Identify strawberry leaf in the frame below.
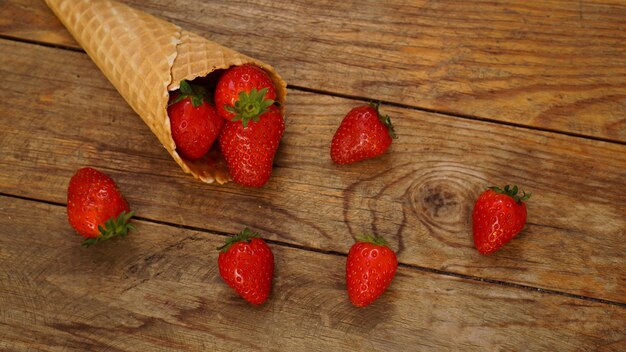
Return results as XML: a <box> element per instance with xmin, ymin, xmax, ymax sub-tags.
<box><xmin>381</xmin><ymin>114</ymin><xmax>397</xmax><ymax>139</ymax></box>
<box><xmin>355</xmin><ymin>234</ymin><xmax>390</xmax><ymax>247</ymax></box>
<box><xmin>370</xmin><ymin>102</ymin><xmax>397</xmax><ymax>139</ymax></box>
<box><xmin>489</xmin><ymin>185</ymin><xmax>531</xmax><ymax>203</ymax></box>
<box><xmin>519</xmin><ymin>190</ymin><xmax>532</xmax><ymax>202</ymax></box>
<box><xmin>169</xmin><ymin>80</ymin><xmax>210</xmax><ymax>108</ymax></box>
<box><xmin>217</xmin><ymin>227</ymin><xmax>260</xmax><ymax>252</ymax></box>
<box><xmin>227</xmin><ymin>88</ymin><xmax>275</xmax><ymax>128</ymax></box>
<box><xmin>179</xmin><ymin>80</ymin><xmax>194</xmax><ymax>96</ymax></box>
<box><xmin>82</xmin><ymin>238</ymin><xmax>98</xmax><ymax>247</ymax></box>
<box><xmin>82</xmin><ymin>210</ymin><xmax>135</xmax><ymax>247</ymax></box>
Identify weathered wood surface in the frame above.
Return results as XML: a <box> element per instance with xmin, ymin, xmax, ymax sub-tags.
<box><xmin>0</xmin><ymin>196</ymin><xmax>624</xmax><ymax>351</ymax></box>
<box><xmin>1</xmin><ymin>39</ymin><xmax>624</xmax><ymax>304</ymax></box>
<box><xmin>1</xmin><ymin>0</ymin><xmax>625</xmax><ymax>141</ymax></box>
<box><xmin>1</xmin><ymin>1</ymin><xmax>625</xmax><ymax>349</ymax></box>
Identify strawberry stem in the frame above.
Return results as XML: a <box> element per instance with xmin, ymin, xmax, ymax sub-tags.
<box><xmin>489</xmin><ymin>185</ymin><xmax>531</xmax><ymax>203</ymax></box>
<box><xmin>226</xmin><ymin>88</ymin><xmax>275</xmax><ymax>128</ymax></box>
<box><xmin>217</xmin><ymin>227</ymin><xmax>260</xmax><ymax>252</ymax></box>
<box><xmin>355</xmin><ymin>234</ymin><xmax>389</xmax><ymax>247</ymax></box>
<box><xmin>82</xmin><ymin>211</ymin><xmax>134</xmax><ymax>247</ymax></box>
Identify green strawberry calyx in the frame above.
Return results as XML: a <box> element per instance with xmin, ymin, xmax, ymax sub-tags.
<box><xmin>489</xmin><ymin>185</ymin><xmax>531</xmax><ymax>203</ymax></box>
<box><xmin>355</xmin><ymin>234</ymin><xmax>390</xmax><ymax>247</ymax></box>
<box><xmin>169</xmin><ymin>80</ymin><xmax>210</xmax><ymax>107</ymax></box>
<box><xmin>82</xmin><ymin>211</ymin><xmax>135</xmax><ymax>247</ymax></box>
<box><xmin>217</xmin><ymin>227</ymin><xmax>260</xmax><ymax>252</ymax></box>
<box><xmin>370</xmin><ymin>102</ymin><xmax>397</xmax><ymax>139</ymax></box>
<box><xmin>227</xmin><ymin>88</ymin><xmax>275</xmax><ymax>128</ymax></box>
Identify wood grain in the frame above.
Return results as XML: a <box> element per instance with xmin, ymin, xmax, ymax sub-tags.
<box><xmin>1</xmin><ymin>196</ymin><xmax>624</xmax><ymax>351</ymax></box>
<box><xmin>1</xmin><ymin>0</ymin><xmax>625</xmax><ymax>141</ymax></box>
<box><xmin>1</xmin><ymin>39</ymin><xmax>625</xmax><ymax>303</ymax></box>
<box><xmin>0</xmin><ymin>0</ymin><xmax>75</xmax><ymax>47</ymax></box>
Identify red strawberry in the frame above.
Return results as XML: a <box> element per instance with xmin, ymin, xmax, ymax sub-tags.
<box><xmin>67</xmin><ymin>167</ymin><xmax>134</xmax><ymax>247</ymax></box>
<box><xmin>214</xmin><ymin>64</ymin><xmax>277</xmax><ymax>122</ymax></box>
<box><xmin>331</xmin><ymin>104</ymin><xmax>397</xmax><ymax>164</ymax></box>
<box><xmin>346</xmin><ymin>234</ymin><xmax>398</xmax><ymax>307</ymax></box>
<box><xmin>472</xmin><ymin>185</ymin><xmax>531</xmax><ymax>255</ymax></box>
<box><xmin>168</xmin><ymin>80</ymin><xmax>225</xmax><ymax>160</ymax></box>
<box><xmin>217</xmin><ymin>228</ymin><xmax>274</xmax><ymax>305</ymax></box>
<box><xmin>218</xmin><ymin>105</ymin><xmax>284</xmax><ymax>187</ymax></box>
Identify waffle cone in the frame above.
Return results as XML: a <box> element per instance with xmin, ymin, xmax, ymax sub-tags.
<box><xmin>45</xmin><ymin>0</ymin><xmax>287</xmax><ymax>184</ymax></box>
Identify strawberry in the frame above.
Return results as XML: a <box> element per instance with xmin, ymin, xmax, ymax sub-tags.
<box><xmin>214</xmin><ymin>64</ymin><xmax>277</xmax><ymax>122</ymax></box>
<box><xmin>66</xmin><ymin>167</ymin><xmax>134</xmax><ymax>247</ymax></box>
<box><xmin>168</xmin><ymin>80</ymin><xmax>225</xmax><ymax>160</ymax></box>
<box><xmin>472</xmin><ymin>185</ymin><xmax>531</xmax><ymax>255</ymax></box>
<box><xmin>218</xmin><ymin>105</ymin><xmax>284</xmax><ymax>187</ymax></box>
<box><xmin>346</xmin><ymin>234</ymin><xmax>398</xmax><ymax>307</ymax></box>
<box><xmin>331</xmin><ymin>104</ymin><xmax>397</xmax><ymax>165</ymax></box>
<box><xmin>217</xmin><ymin>228</ymin><xmax>274</xmax><ymax>305</ymax></box>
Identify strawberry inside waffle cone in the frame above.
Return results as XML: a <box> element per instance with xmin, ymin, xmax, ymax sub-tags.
<box><xmin>46</xmin><ymin>0</ymin><xmax>286</xmax><ymax>184</ymax></box>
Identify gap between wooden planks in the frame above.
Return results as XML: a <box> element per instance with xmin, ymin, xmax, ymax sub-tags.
<box><xmin>0</xmin><ymin>0</ymin><xmax>625</xmax><ymax>141</ymax></box>
<box><xmin>0</xmin><ymin>39</ymin><xmax>625</xmax><ymax>304</ymax></box>
<box><xmin>6</xmin><ymin>190</ymin><xmax>624</xmax><ymax>310</ymax></box>
<box><xmin>0</xmin><ymin>196</ymin><xmax>624</xmax><ymax>351</ymax></box>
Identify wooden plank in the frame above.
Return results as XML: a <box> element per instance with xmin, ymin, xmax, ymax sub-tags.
<box><xmin>0</xmin><ymin>196</ymin><xmax>624</xmax><ymax>351</ymax></box>
<box><xmin>1</xmin><ymin>0</ymin><xmax>625</xmax><ymax>141</ymax></box>
<box><xmin>0</xmin><ymin>39</ymin><xmax>625</xmax><ymax>303</ymax></box>
<box><xmin>0</xmin><ymin>0</ymin><xmax>76</xmax><ymax>47</ymax></box>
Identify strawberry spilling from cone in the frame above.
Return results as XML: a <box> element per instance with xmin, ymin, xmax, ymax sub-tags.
<box><xmin>169</xmin><ymin>65</ymin><xmax>285</xmax><ymax>187</ymax></box>
<box><xmin>45</xmin><ymin>0</ymin><xmax>287</xmax><ymax>186</ymax></box>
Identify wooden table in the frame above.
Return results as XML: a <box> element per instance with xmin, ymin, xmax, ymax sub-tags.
<box><xmin>1</xmin><ymin>0</ymin><xmax>625</xmax><ymax>350</ymax></box>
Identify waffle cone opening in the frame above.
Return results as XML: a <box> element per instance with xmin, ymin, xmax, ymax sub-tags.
<box><xmin>45</xmin><ymin>0</ymin><xmax>287</xmax><ymax>184</ymax></box>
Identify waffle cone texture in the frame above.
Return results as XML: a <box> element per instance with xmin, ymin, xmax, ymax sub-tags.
<box><xmin>45</xmin><ymin>0</ymin><xmax>287</xmax><ymax>184</ymax></box>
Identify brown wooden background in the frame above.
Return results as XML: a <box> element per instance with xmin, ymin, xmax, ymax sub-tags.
<box><xmin>0</xmin><ymin>0</ymin><xmax>624</xmax><ymax>351</ymax></box>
